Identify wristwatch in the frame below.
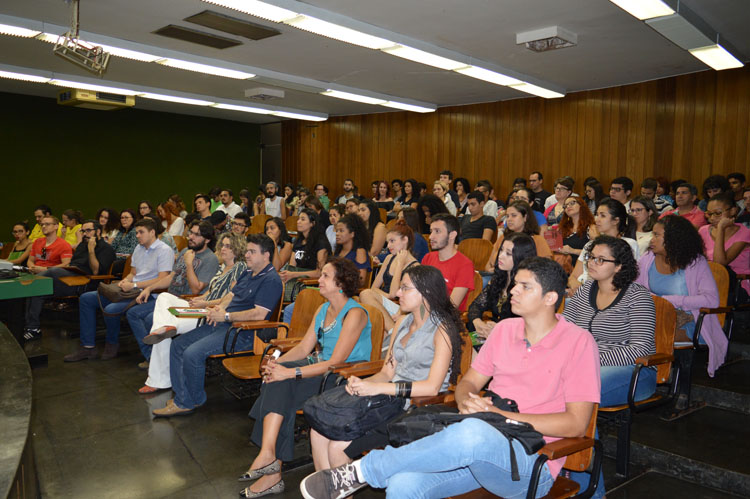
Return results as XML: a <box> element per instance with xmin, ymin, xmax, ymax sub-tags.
<box><xmin>133</xmin><ymin>282</ymin><xmax>138</xmax><ymax>290</ymax></box>
<box><xmin>295</xmin><ymin>367</ymin><xmax>302</xmax><ymax>380</ymax></box>
<box><xmin>224</xmin><ymin>312</ymin><xmax>231</xmax><ymax>322</ymax></box>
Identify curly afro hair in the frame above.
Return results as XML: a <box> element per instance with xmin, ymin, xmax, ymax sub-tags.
<box><xmin>326</xmin><ymin>257</ymin><xmax>362</xmax><ymax>298</ymax></box>
<box><xmin>657</xmin><ymin>215</ymin><xmax>705</xmax><ymax>270</ymax></box>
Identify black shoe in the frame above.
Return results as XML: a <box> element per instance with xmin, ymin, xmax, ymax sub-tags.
<box><xmin>23</xmin><ymin>328</ymin><xmax>42</xmax><ymax>341</ymax></box>
<box><xmin>300</xmin><ymin>463</ymin><xmax>367</xmax><ymax>499</ymax></box>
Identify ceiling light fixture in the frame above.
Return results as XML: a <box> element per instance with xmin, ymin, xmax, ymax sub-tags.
<box><xmin>0</xmin><ymin>23</ymin><xmax>41</xmax><ymax>37</ymax></box>
<box><xmin>455</xmin><ymin>66</ymin><xmax>521</xmax><ymax>86</ymax></box>
<box><xmin>508</xmin><ymin>82</ymin><xmax>564</xmax><ymax>99</ymax></box>
<box><xmin>156</xmin><ymin>58</ymin><xmax>255</xmax><ymax>79</ymax></box>
<box><xmin>689</xmin><ymin>44</ymin><xmax>744</xmax><ymax>71</ymax></box>
<box><xmin>211</xmin><ymin>103</ymin><xmax>272</xmax><ymax>113</ymax></box>
<box><xmin>284</xmin><ymin>15</ymin><xmax>395</xmax><ymax>49</ymax></box>
<box><xmin>608</xmin><ymin>0</ymin><xmax>674</xmax><ymax>20</ymax></box>
<box><xmin>0</xmin><ymin>69</ymin><xmax>51</xmax><ymax>83</ymax></box>
<box><xmin>321</xmin><ymin>89</ymin><xmax>386</xmax><ymax>105</ymax></box>
<box><xmin>381</xmin><ymin>45</ymin><xmax>467</xmax><ymax>71</ymax></box>
<box><xmin>49</xmin><ymin>79</ymin><xmax>140</xmax><ymax>95</ymax></box>
<box><xmin>382</xmin><ymin>101</ymin><xmax>435</xmax><ymax>113</ymax></box>
<box><xmin>95</xmin><ymin>43</ymin><xmax>162</xmax><ymax>62</ymax></box>
<box><xmin>139</xmin><ymin>92</ymin><xmax>214</xmax><ymax>105</ymax></box>
<box><xmin>272</xmin><ymin>110</ymin><xmax>327</xmax><ymax>121</ymax></box>
<box><xmin>203</xmin><ymin>0</ymin><xmax>297</xmax><ymax>23</ymax></box>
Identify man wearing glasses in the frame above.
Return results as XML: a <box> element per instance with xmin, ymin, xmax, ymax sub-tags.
<box><xmin>609</xmin><ymin>177</ymin><xmax>633</xmax><ymax>212</ymax></box>
<box><xmin>24</xmin><ymin>219</ymin><xmax>114</xmax><ymax>342</ymax></box>
<box><xmin>125</xmin><ymin>221</ymin><xmax>220</xmax><ymax>367</ymax></box>
<box><xmin>229</xmin><ymin>212</ymin><xmax>251</xmax><ymax>236</ymax></box>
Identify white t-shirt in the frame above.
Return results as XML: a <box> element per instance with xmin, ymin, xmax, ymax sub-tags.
<box><xmin>483</xmin><ymin>200</ymin><xmax>498</xmax><ymax>218</ymax></box>
<box><xmin>217</xmin><ymin>201</ymin><xmax>243</xmax><ymax>219</ymax></box>
<box><xmin>265</xmin><ymin>196</ymin><xmax>283</xmax><ymax>217</ymax></box>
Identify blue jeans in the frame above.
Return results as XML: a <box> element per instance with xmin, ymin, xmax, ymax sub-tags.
<box><xmin>125</xmin><ymin>298</ymin><xmax>157</xmax><ymax>360</ymax></box>
<box><xmin>600</xmin><ymin>365</ymin><xmax>657</xmax><ymax>407</ymax></box>
<box><xmin>361</xmin><ymin>418</ymin><xmax>554</xmax><ymax>499</ymax></box>
<box><xmin>282</xmin><ymin>302</ymin><xmax>295</xmax><ymax>324</ymax></box>
<box><xmin>79</xmin><ymin>290</ymin><xmax>133</xmax><ymax>347</ymax></box>
<box><xmin>169</xmin><ymin>322</ymin><xmax>255</xmax><ymax>409</ymax></box>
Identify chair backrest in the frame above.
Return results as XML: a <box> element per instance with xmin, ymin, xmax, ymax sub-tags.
<box><xmin>288</xmin><ymin>288</ymin><xmax>327</xmax><ymax>338</ymax></box>
<box><xmin>285</xmin><ymin>215</ymin><xmax>299</xmax><ymax>233</ymax></box>
<box><xmin>562</xmin><ymin>404</ymin><xmax>599</xmax><ymax>472</ymax></box>
<box><xmin>121</xmin><ymin>255</ymin><xmax>133</xmax><ymax>278</ymax></box>
<box><xmin>652</xmin><ymin>295</ymin><xmax>676</xmax><ymax>384</ymax></box>
<box><xmin>378</xmin><ymin>208</ymin><xmax>387</xmax><ymax>223</ymax></box>
<box><xmin>361</xmin><ymin>303</ymin><xmax>385</xmax><ymax>362</ymax></box>
<box><xmin>248</xmin><ymin>214</ymin><xmax>271</xmax><ymax>234</ymax></box>
<box><xmin>458</xmin><ymin>238</ymin><xmax>494</xmax><ymax>272</ymax></box>
<box><xmin>707</xmin><ymin>261</ymin><xmax>730</xmax><ymax>326</ymax></box>
<box><xmin>0</xmin><ymin>242</ymin><xmax>12</xmax><ymax>260</ymax></box>
<box><xmin>173</xmin><ymin>235</ymin><xmax>187</xmax><ymax>252</ymax></box>
<box><xmin>456</xmin><ymin>332</ymin><xmax>474</xmax><ymax>386</ymax></box>
<box><xmin>385</xmin><ymin>218</ymin><xmax>397</xmax><ymax>230</ymax></box>
<box><xmin>464</xmin><ymin>272</ymin><xmax>484</xmax><ymax>311</ymax></box>
<box><xmin>268</xmin><ymin>282</ymin><xmax>285</xmax><ymax>322</ymax></box>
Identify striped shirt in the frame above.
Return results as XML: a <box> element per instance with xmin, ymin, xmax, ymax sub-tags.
<box><xmin>563</xmin><ymin>280</ymin><xmax>655</xmax><ymax>367</ymax></box>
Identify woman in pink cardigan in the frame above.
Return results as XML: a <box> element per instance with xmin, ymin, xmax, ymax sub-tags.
<box><xmin>635</xmin><ymin>215</ymin><xmax>727</xmax><ymax>380</ymax></box>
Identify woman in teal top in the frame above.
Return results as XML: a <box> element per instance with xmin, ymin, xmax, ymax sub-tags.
<box><xmin>243</xmin><ymin>258</ymin><xmax>372</xmax><ymax>498</ymax></box>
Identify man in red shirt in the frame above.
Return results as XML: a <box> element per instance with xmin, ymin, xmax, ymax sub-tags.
<box><xmin>27</xmin><ymin>216</ymin><xmax>73</xmax><ymax>272</ymax></box>
<box><xmin>421</xmin><ymin>214</ymin><xmax>475</xmax><ymax>311</ymax></box>
<box><xmin>660</xmin><ymin>183</ymin><xmax>707</xmax><ymax>229</ymax></box>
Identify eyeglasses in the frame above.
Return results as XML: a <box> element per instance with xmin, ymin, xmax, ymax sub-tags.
<box><xmin>316</xmin><ymin>319</ymin><xmax>338</xmax><ymax>341</ymax></box>
<box><xmin>399</xmin><ymin>285</ymin><xmax>416</xmax><ymax>293</ymax></box>
<box><xmin>81</xmin><ymin>228</ymin><xmax>96</xmax><ymax>233</ymax></box>
<box><xmin>705</xmin><ymin>210</ymin><xmax>724</xmax><ymax>217</ymax></box>
<box><xmin>232</xmin><ymin>222</ymin><xmax>247</xmax><ymax>228</ymax></box>
<box><xmin>12</xmin><ymin>229</ymin><xmax>26</xmax><ymax>234</ymax></box>
<box><xmin>555</xmin><ymin>186</ymin><xmax>570</xmax><ymax>192</ymax></box>
<box><xmin>610</xmin><ymin>187</ymin><xmax>624</xmax><ymax>192</ymax></box>
<box><xmin>584</xmin><ymin>253</ymin><xmax>616</xmax><ymax>265</ymax></box>
<box><xmin>563</xmin><ymin>202</ymin><xmax>578</xmax><ymax>208</ymax></box>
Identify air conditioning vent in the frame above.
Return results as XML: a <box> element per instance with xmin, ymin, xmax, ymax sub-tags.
<box><xmin>153</xmin><ymin>24</ymin><xmax>242</xmax><ymax>49</ymax></box>
<box><xmin>185</xmin><ymin>10</ymin><xmax>280</xmax><ymax>41</ymax></box>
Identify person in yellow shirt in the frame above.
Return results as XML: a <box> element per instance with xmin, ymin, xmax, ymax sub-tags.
<box><xmin>29</xmin><ymin>204</ymin><xmax>62</xmax><ymax>242</ymax></box>
<box><xmin>61</xmin><ymin>209</ymin><xmax>83</xmax><ymax>249</ymax></box>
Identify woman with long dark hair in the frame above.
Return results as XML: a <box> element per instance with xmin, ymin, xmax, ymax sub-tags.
<box><xmin>486</xmin><ymin>201</ymin><xmax>551</xmax><ymax>272</ymax></box>
<box><xmin>265</xmin><ymin>217</ymin><xmax>293</xmax><ymax>271</ymax></box>
<box><xmin>279</xmin><ymin>208</ymin><xmax>331</xmax><ymax>300</ymax></box>
<box><xmin>584</xmin><ymin>179</ymin><xmax>605</xmax><ymax>214</ymax></box>
<box><xmin>468</xmin><ymin>232</ymin><xmax>536</xmax><ymax>337</ymax></box>
<box><xmin>357</xmin><ymin>200</ymin><xmax>387</xmax><ymax>257</ymax></box>
<box><xmin>96</xmin><ymin>207</ymin><xmax>120</xmax><ymax>243</ymax></box>
<box><xmin>417</xmin><ymin>194</ymin><xmax>450</xmax><ymax>234</ymax></box>
<box><xmin>309</xmin><ymin>264</ymin><xmax>463</xmax><ymax>473</ymax></box>
<box><xmin>630</xmin><ymin>195</ymin><xmax>659</xmax><ymax>257</ymax></box>
<box><xmin>397</xmin><ymin>207</ymin><xmax>429</xmax><ymax>261</ymax></box>
<box><xmin>7</xmin><ymin>222</ymin><xmax>32</xmax><ymax>266</ymax></box>
<box><xmin>333</xmin><ymin>214</ymin><xmax>372</xmax><ymax>287</ymax></box>
<box><xmin>453</xmin><ymin>177</ymin><xmax>472</xmax><ymax>214</ymax></box>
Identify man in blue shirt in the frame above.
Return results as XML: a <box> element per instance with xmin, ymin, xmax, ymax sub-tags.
<box><xmin>65</xmin><ymin>218</ymin><xmax>173</xmax><ymax>362</ymax></box>
<box><xmin>153</xmin><ymin>233</ymin><xmax>283</xmax><ymax>417</ymax></box>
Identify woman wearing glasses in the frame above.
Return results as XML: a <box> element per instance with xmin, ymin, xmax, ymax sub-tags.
<box><xmin>630</xmin><ymin>196</ymin><xmax>659</xmax><ymax>258</ymax></box>
<box><xmin>543</xmin><ymin>177</ymin><xmax>575</xmax><ymax>226</ymax></box>
<box><xmin>308</xmin><ymin>265</ymin><xmax>463</xmax><ymax>478</ymax></box>
<box><xmin>241</xmin><ymin>258</ymin><xmax>372</xmax><ymax>498</ymax></box>
<box><xmin>7</xmin><ymin>222</ymin><xmax>32</xmax><ymax>266</ymax></box>
<box><xmin>110</xmin><ymin>208</ymin><xmax>138</xmax><ymax>275</ymax></box>
<box><xmin>558</xmin><ymin>195</ymin><xmax>596</xmax><ymax>267</ymax></box>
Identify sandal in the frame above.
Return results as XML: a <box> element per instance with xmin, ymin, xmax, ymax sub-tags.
<box><xmin>238</xmin><ymin>460</ymin><xmax>281</xmax><ymax>481</ymax></box>
<box><xmin>138</xmin><ymin>385</ymin><xmax>164</xmax><ymax>394</ymax></box>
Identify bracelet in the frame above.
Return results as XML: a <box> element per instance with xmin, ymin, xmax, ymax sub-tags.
<box><xmin>394</xmin><ymin>381</ymin><xmax>413</xmax><ymax>398</ymax></box>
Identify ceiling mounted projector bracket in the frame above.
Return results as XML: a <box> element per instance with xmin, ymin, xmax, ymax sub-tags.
<box><xmin>53</xmin><ymin>0</ymin><xmax>110</xmax><ymax>75</ymax></box>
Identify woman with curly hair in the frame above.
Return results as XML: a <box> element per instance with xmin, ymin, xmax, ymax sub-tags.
<box><xmin>309</xmin><ymin>264</ymin><xmax>464</xmax><ymax>474</ymax></box>
<box><xmin>241</xmin><ymin>258</ymin><xmax>372</xmax><ymax>498</ymax></box>
<box><xmin>635</xmin><ymin>215</ymin><xmax>727</xmax><ymax>377</ymax></box>
<box><xmin>467</xmin><ymin>232</ymin><xmax>536</xmax><ymax>337</ymax></box>
<box><xmin>558</xmin><ymin>195</ymin><xmax>596</xmax><ymax>265</ymax></box>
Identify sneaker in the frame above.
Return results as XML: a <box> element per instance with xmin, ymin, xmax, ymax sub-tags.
<box><xmin>300</xmin><ymin>463</ymin><xmax>367</xmax><ymax>499</ymax></box>
<box><xmin>22</xmin><ymin>328</ymin><xmax>42</xmax><ymax>341</ymax></box>
<box><xmin>64</xmin><ymin>346</ymin><xmax>98</xmax><ymax>362</ymax></box>
<box><xmin>100</xmin><ymin>343</ymin><xmax>119</xmax><ymax>360</ymax></box>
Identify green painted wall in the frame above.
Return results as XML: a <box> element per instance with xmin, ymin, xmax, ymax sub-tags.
<box><xmin>0</xmin><ymin>91</ymin><xmax>261</xmax><ymax>240</ymax></box>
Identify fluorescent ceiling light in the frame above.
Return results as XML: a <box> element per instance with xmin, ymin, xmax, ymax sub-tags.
<box><xmin>382</xmin><ymin>101</ymin><xmax>435</xmax><ymax>113</ymax></box>
<box><xmin>285</xmin><ymin>15</ymin><xmax>395</xmax><ymax>50</ymax></box>
<box><xmin>689</xmin><ymin>44</ymin><xmax>744</xmax><ymax>70</ymax></box>
<box><xmin>272</xmin><ymin>110</ymin><xmax>327</xmax><ymax>121</ymax></box>
<box><xmin>156</xmin><ymin>58</ymin><xmax>255</xmax><ymax>79</ymax></box>
<box><xmin>96</xmin><ymin>43</ymin><xmax>162</xmax><ymax>62</ymax></box>
<box><xmin>203</xmin><ymin>0</ymin><xmax>296</xmax><ymax>22</ymax></box>
<box><xmin>509</xmin><ymin>82</ymin><xmax>564</xmax><ymax>99</ymax></box>
<box><xmin>321</xmin><ymin>89</ymin><xmax>386</xmax><ymax>105</ymax></box>
<box><xmin>0</xmin><ymin>70</ymin><xmax>50</xmax><ymax>83</ymax></box>
<box><xmin>382</xmin><ymin>45</ymin><xmax>467</xmax><ymax>71</ymax></box>
<box><xmin>49</xmin><ymin>79</ymin><xmax>140</xmax><ymax>95</ymax></box>
<box><xmin>212</xmin><ymin>103</ymin><xmax>272</xmax><ymax>114</ymax></box>
<box><xmin>36</xmin><ymin>32</ymin><xmax>61</xmax><ymax>43</ymax></box>
<box><xmin>455</xmin><ymin>66</ymin><xmax>521</xmax><ymax>86</ymax></box>
<box><xmin>139</xmin><ymin>93</ymin><xmax>214</xmax><ymax>106</ymax></box>
<box><xmin>608</xmin><ymin>0</ymin><xmax>674</xmax><ymax>21</ymax></box>
<box><xmin>0</xmin><ymin>23</ymin><xmax>41</xmax><ymax>38</ymax></box>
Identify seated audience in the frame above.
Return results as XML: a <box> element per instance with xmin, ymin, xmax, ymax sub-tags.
<box><xmin>96</xmin><ymin>207</ymin><xmax>120</xmax><ymax>243</ymax></box>
<box><xmin>194</xmin><ymin>194</ymin><xmax>213</xmax><ymax>220</ymax></box>
<box><xmin>344</xmin><ymin>197</ymin><xmax>359</xmax><ymax>215</ymax></box>
<box><xmin>241</xmin><ymin>258</ymin><xmax>372</xmax><ymax>498</ymax></box>
<box><xmin>260</xmin><ymin>182</ymin><xmax>285</xmax><ymax>219</ymax></box>
<box><xmin>110</xmin><ymin>208</ymin><xmax>138</xmax><ymax>274</ymax></box>
<box><xmin>391</xmin><ymin>178</ymin><xmax>404</xmax><ymax>205</ymax></box>
<box><xmin>358</xmin><ymin>200</ymin><xmax>387</xmax><ymax>257</ymax></box>
<box><xmin>467</xmin><ymin>232</ymin><xmax>536</xmax><ymax>337</ymax></box>
<box><xmin>528</xmin><ymin>171</ymin><xmax>551</xmax><ymax>212</ymax></box>
<box><xmin>569</xmin><ymin>198</ymin><xmax>638</xmax><ymax>292</ymax></box>
<box><xmin>423</xmin><ymin>214</ymin><xmax>475</xmax><ymax>311</ymax></box>
<box><xmin>230</xmin><ymin>212</ymin><xmax>251</xmax><ymax>236</ymax></box>
<box><xmin>584</xmin><ymin>178</ymin><xmax>605</xmax><ymax>214</ymax></box>
<box><xmin>239</xmin><ymin>188</ymin><xmax>252</xmax><ymax>214</ymax></box>
<box><xmin>360</xmin><ymin>220</ymin><xmax>418</xmax><ymax>331</ymax></box>
<box><xmin>143</xmin><ymin>213</ymin><xmax>178</xmax><ymax>254</ymax></box>
<box><xmin>168</xmin><ymin>194</ymin><xmax>188</xmax><ymax>218</ymax></box>
<box><xmin>29</xmin><ymin>204</ymin><xmax>62</xmax><ymax>242</ymax></box>
<box><xmin>265</xmin><ymin>217</ymin><xmax>293</xmax><ymax>272</ymax></box>
<box><xmin>215</xmin><ymin>188</ymin><xmax>243</xmax><ymax>220</ymax></box>
<box><xmin>660</xmin><ymin>182</ymin><xmax>706</xmax><ymax>229</ymax></box>
<box><xmin>475</xmin><ymin>180</ymin><xmax>499</xmax><ymax>218</ymax></box>
<box><xmin>417</xmin><ymin>194</ymin><xmax>450</xmax><ymax>235</ymax></box>
<box><xmin>137</xmin><ymin>233</ymin><xmax>246</xmax><ymax>393</ymax></box>
<box><xmin>310</xmin><ymin>265</ymin><xmax>463</xmax><ymax>472</ymax></box>
<box><xmin>153</xmin><ymin>234</ymin><xmax>282</xmax><ymax>417</ymax></box>
<box><xmin>138</xmin><ymin>200</ymin><xmax>154</xmax><ymax>220</ymax></box>
<box><xmin>333</xmin><ymin>214</ymin><xmax>371</xmax><ymax>287</ymax></box>
<box><xmin>397</xmin><ymin>178</ymin><xmax>420</xmax><ymax>213</ymax></box>
<box><xmin>543</xmin><ymin>177</ymin><xmax>575</xmax><ymax>225</ymax></box>
<box><xmin>699</xmin><ymin>193</ymin><xmax>750</xmax><ymax>299</ymax></box>
<box><xmin>60</xmin><ymin>209</ymin><xmax>83</xmax><ymax>248</ymax></box>
<box><xmin>737</xmin><ymin>187</ymin><xmax>750</xmax><ymax>228</ymax></box>
<box><xmin>374</xmin><ymin>181</ymin><xmax>394</xmax><ymax>212</ymax></box>
<box><xmin>398</xmin><ymin>207</ymin><xmax>429</xmax><ymax>262</ymax></box>
<box><xmin>325</xmin><ymin>204</ymin><xmax>344</xmax><ymax>251</ymax></box>
<box><xmin>458</xmin><ymin>191</ymin><xmax>495</xmax><ymax>241</ymax></box>
<box><xmin>453</xmin><ymin>177</ymin><xmax>471</xmax><ymax>214</ymax></box>
<box><xmin>439</xmin><ymin>170</ymin><xmax>461</xmax><ymax>208</ymax></box>
<box><xmin>635</xmin><ymin>215</ymin><xmax>727</xmax><ymax>377</ymax></box>
<box><xmin>728</xmin><ymin>172</ymin><xmax>746</xmax><ymax>211</ymax></box>
<box><xmin>433</xmin><ymin>181</ymin><xmax>457</xmax><ymax>216</ymax></box>
<box><xmin>27</xmin><ymin>215</ymin><xmax>72</xmax><ymax>275</ymax></box>
<box><xmin>654</xmin><ymin>176</ymin><xmax>674</xmax><ymax>208</ymax></box>
<box><xmin>314</xmin><ymin>184</ymin><xmax>331</xmax><ymax>210</ymax></box>
<box><xmin>336</xmin><ymin>178</ymin><xmax>357</xmax><ymax>205</ymax></box>
<box><xmin>698</xmin><ymin>174</ymin><xmax>730</xmax><ymax>212</ymax></box>
<box><xmin>640</xmin><ymin>178</ymin><xmax>671</xmax><ymax>214</ymax></box>
<box><xmin>487</xmin><ymin>201</ymin><xmax>552</xmax><ymax>273</ymax></box>
<box><xmin>300</xmin><ymin>257</ymin><xmax>599</xmax><ymax>499</ymax></box>
<box><xmin>282</xmin><ymin>184</ymin><xmax>297</xmax><ymax>216</ymax></box>
<box><xmin>609</xmin><ymin>176</ymin><xmax>633</xmax><ymax>211</ymax></box>
<box><xmin>295</xmin><ymin>187</ymin><xmax>310</xmax><ymax>216</ymax></box>
<box><xmin>558</xmin><ymin>195</ymin><xmax>595</xmax><ymax>265</ymax></box>
<box><xmin>208</xmin><ymin>186</ymin><xmax>222</xmax><ymax>212</ymax></box>
<box><xmin>126</xmin><ymin>220</ymin><xmax>219</xmax><ymax>367</ymax></box>
<box><xmin>630</xmin><ymin>195</ymin><xmax>659</xmax><ymax>257</ymax></box>
<box><xmin>305</xmin><ymin>196</ymin><xmax>331</xmax><ymax>230</ymax></box>
<box><xmin>280</xmin><ymin>208</ymin><xmax>331</xmax><ymax>301</ymax></box>
<box><xmin>507</xmin><ymin>188</ymin><xmax>546</xmax><ymax>229</ymax></box>
<box><xmin>157</xmin><ymin>203</ymin><xmax>186</xmax><ymax>237</ymax></box>
<box><xmin>7</xmin><ymin>222</ymin><xmax>32</xmax><ymax>266</ymax></box>
<box><xmin>65</xmin><ymin>218</ymin><xmax>173</xmax><ymax>362</ymax></box>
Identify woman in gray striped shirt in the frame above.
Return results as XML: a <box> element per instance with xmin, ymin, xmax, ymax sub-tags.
<box><xmin>563</xmin><ymin>235</ymin><xmax>656</xmax><ymax>407</ymax></box>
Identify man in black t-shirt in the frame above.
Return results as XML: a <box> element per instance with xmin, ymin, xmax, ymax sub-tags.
<box><xmin>528</xmin><ymin>171</ymin><xmax>551</xmax><ymax>213</ymax></box>
<box><xmin>459</xmin><ymin>191</ymin><xmax>496</xmax><ymax>242</ymax></box>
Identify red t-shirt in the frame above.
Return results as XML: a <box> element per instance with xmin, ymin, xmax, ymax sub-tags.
<box><xmin>30</xmin><ymin>237</ymin><xmax>73</xmax><ymax>268</ymax></box>
<box><xmin>421</xmin><ymin>250</ymin><xmax>475</xmax><ymax>311</ymax></box>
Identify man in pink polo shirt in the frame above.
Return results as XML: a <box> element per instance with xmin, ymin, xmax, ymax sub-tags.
<box><xmin>301</xmin><ymin>257</ymin><xmax>601</xmax><ymax>499</ymax></box>
<box><xmin>660</xmin><ymin>183</ymin><xmax>707</xmax><ymax>229</ymax></box>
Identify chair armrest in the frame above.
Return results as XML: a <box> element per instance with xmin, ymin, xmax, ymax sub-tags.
<box><xmin>699</xmin><ymin>306</ymin><xmax>733</xmax><ymax>315</ymax></box>
<box><xmin>335</xmin><ymin>360</ymin><xmax>385</xmax><ymax>378</ymax></box>
<box><xmin>180</xmin><ymin>294</ymin><xmax>200</xmax><ymax>299</ymax></box>
<box><xmin>88</xmin><ymin>274</ymin><xmax>115</xmax><ymax>281</ymax></box>
<box><xmin>152</xmin><ymin>287</ymin><xmax>170</xmax><ymax>294</ymax></box>
<box><xmin>269</xmin><ymin>338</ymin><xmax>303</xmax><ymax>351</ymax></box>
<box><xmin>58</xmin><ymin>276</ymin><xmax>91</xmax><ymax>287</ymax></box>
<box><xmin>300</xmin><ymin>278</ymin><xmax>319</xmax><ymax>286</ymax></box>
<box><xmin>460</xmin><ymin>312</ymin><xmax>468</xmax><ymax>323</ymax></box>
<box><xmin>411</xmin><ymin>392</ymin><xmax>456</xmax><ymax>407</ymax></box>
<box><xmin>538</xmin><ymin>436</ymin><xmax>594</xmax><ymax>460</ymax></box>
<box><xmin>635</xmin><ymin>353</ymin><xmax>674</xmax><ymax>367</ymax></box>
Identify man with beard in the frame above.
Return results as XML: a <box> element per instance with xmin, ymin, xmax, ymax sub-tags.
<box><xmin>336</xmin><ymin>178</ymin><xmax>357</xmax><ymax>204</ymax></box>
<box><xmin>261</xmin><ymin>181</ymin><xmax>286</xmax><ymax>219</ymax></box>
<box><xmin>125</xmin><ymin>220</ymin><xmax>220</xmax><ymax>366</ymax></box>
<box><xmin>23</xmin><ymin>219</ymin><xmax>114</xmax><ymax>341</ymax></box>
<box><xmin>421</xmin><ymin>213</ymin><xmax>475</xmax><ymax>311</ymax></box>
